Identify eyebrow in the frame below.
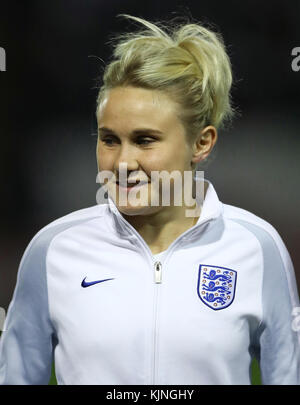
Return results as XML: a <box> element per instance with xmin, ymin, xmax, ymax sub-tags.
<box><xmin>98</xmin><ymin>126</ymin><xmax>163</xmax><ymax>135</ymax></box>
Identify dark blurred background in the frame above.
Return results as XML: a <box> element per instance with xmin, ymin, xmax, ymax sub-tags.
<box><xmin>0</xmin><ymin>0</ymin><xmax>299</xmax><ymax>310</ymax></box>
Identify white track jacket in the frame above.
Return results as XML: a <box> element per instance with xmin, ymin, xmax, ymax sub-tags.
<box><xmin>0</xmin><ymin>178</ymin><xmax>299</xmax><ymax>385</ymax></box>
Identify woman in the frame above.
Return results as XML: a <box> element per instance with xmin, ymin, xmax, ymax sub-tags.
<box><xmin>0</xmin><ymin>14</ymin><xmax>299</xmax><ymax>385</ymax></box>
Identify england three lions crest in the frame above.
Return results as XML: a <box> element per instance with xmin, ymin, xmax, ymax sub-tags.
<box><xmin>197</xmin><ymin>265</ymin><xmax>237</xmax><ymax>310</ymax></box>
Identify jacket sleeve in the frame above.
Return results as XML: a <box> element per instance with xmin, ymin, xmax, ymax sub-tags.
<box><xmin>252</xmin><ymin>224</ymin><xmax>300</xmax><ymax>384</ymax></box>
<box><xmin>0</xmin><ymin>229</ymin><xmax>56</xmax><ymax>385</ymax></box>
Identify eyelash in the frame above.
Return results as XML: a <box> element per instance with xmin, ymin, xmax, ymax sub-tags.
<box><xmin>101</xmin><ymin>136</ymin><xmax>155</xmax><ymax>146</ymax></box>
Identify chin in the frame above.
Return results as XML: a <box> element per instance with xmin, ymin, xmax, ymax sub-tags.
<box><xmin>117</xmin><ymin>204</ymin><xmax>152</xmax><ymax>216</ymax></box>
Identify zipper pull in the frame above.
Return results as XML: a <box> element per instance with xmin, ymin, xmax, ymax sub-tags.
<box><xmin>154</xmin><ymin>261</ymin><xmax>162</xmax><ymax>284</ymax></box>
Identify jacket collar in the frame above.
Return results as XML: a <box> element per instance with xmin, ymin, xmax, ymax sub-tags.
<box><xmin>106</xmin><ymin>177</ymin><xmax>223</xmax><ymax>238</ymax></box>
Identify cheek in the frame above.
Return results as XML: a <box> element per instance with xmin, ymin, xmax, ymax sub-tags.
<box><xmin>146</xmin><ymin>146</ymin><xmax>189</xmax><ymax>173</ymax></box>
<box><xmin>96</xmin><ymin>146</ymin><xmax>114</xmax><ymax>170</ymax></box>
<box><xmin>142</xmin><ymin>154</ymin><xmax>162</xmax><ymax>172</ymax></box>
<box><xmin>140</xmin><ymin>154</ymin><xmax>172</xmax><ymax>177</ymax></box>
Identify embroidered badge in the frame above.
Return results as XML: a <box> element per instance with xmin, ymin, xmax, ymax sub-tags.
<box><xmin>197</xmin><ymin>265</ymin><xmax>237</xmax><ymax>310</ymax></box>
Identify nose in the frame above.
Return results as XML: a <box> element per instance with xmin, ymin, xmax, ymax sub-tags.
<box><xmin>114</xmin><ymin>144</ymin><xmax>140</xmax><ymax>174</ymax></box>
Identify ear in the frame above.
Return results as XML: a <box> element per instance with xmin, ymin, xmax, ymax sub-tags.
<box><xmin>191</xmin><ymin>125</ymin><xmax>218</xmax><ymax>166</ymax></box>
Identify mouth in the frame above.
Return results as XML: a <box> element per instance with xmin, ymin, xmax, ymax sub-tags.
<box><xmin>116</xmin><ymin>180</ymin><xmax>149</xmax><ymax>190</ymax></box>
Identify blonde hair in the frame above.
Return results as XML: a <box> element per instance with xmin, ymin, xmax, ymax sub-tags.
<box><xmin>96</xmin><ymin>14</ymin><xmax>236</xmax><ymax>148</ymax></box>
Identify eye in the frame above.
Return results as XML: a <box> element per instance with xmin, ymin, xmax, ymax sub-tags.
<box><xmin>136</xmin><ymin>137</ymin><xmax>155</xmax><ymax>145</ymax></box>
<box><xmin>101</xmin><ymin>136</ymin><xmax>155</xmax><ymax>146</ymax></box>
<box><xmin>101</xmin><ymin>136</ymin><xmax>119</xmax><ymax>146</ymax></box>
<box><xmin>99</xmin><ymin>134</ymin><xmax>156</xmax><ymax>146</ymax></box>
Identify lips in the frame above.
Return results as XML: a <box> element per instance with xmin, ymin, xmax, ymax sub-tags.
<box><xmin>117</xmin><ymin>180</ymin><xmax>148</xmax><ymax>188</ymax></box>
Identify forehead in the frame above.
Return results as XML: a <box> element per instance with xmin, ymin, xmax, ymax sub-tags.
<box><xmin>96</xmin><ymin>86</ymin><xmax>182</xmax><ymax>131</ymax></box>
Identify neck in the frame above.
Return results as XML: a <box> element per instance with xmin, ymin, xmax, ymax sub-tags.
<box><xmin>121</xmin><ymin>195</ymin><xmax>202</xmax><ymax>254</ymax></box>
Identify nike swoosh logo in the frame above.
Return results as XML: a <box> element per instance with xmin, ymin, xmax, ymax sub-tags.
<box><xmin>81</xmin><ymin>277</ymin><xmax>115</xmax><ymax>288</ymax></box>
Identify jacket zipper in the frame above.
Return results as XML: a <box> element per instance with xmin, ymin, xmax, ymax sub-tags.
<box><xmin>154</xmin><ymin>261</ymin><xmax>162</xmax><ymax>283</ymax></box>
<box><xmin>152</xmin><ymin>264</ymin><xmax>161</xmax><ymax>384</ymax></box>
<box><xmin>112</xmin><ymin>211</ymin><xmax>213</xmax><ymax>384</ymax></box>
